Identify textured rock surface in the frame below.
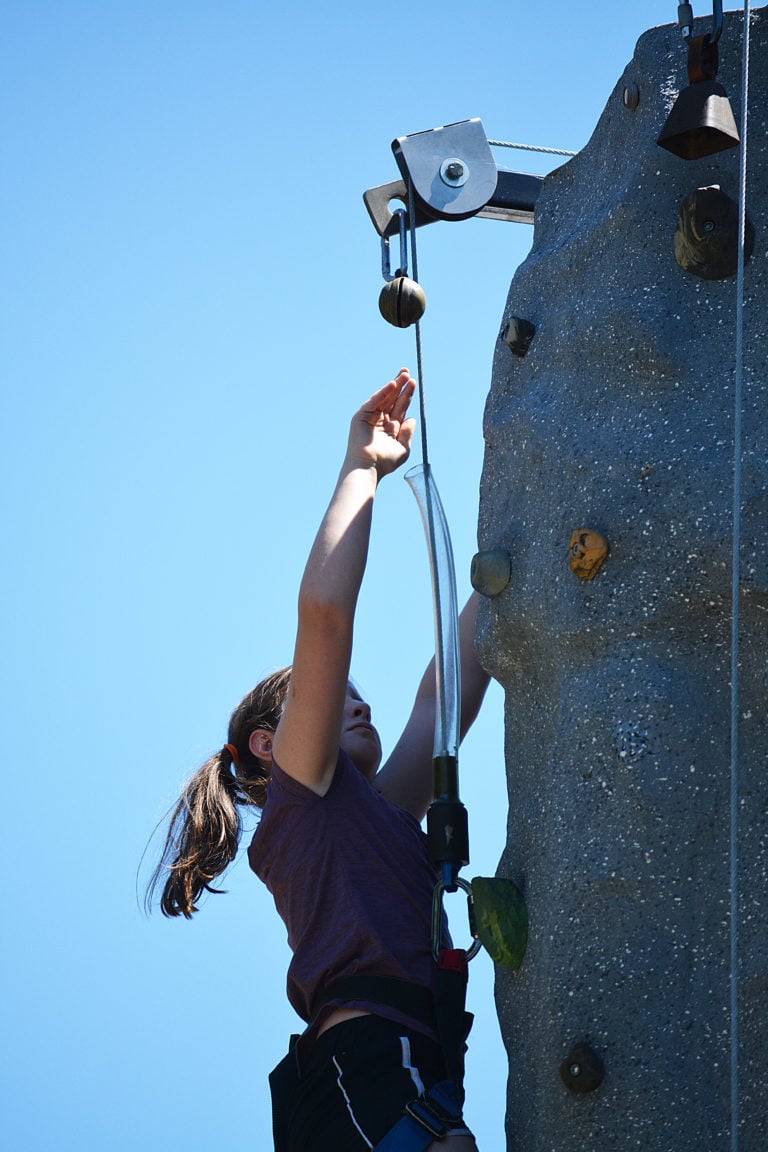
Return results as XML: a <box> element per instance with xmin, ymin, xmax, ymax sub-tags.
<box><xmin>477</xmin><ymin>10</ymin><xmax>767</xmax><ymax>1150</ymax></box>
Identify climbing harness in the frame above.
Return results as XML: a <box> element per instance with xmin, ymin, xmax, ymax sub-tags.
<box><xmin>268</xmin><ymin>961</ymin><xmax>475</xmax><ymax>1151</ymax></box>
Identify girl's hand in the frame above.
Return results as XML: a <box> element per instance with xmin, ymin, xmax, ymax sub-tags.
<box><xmin>346</xmin><ymin>368</ymin><xmax>417</xmax><ymax>478</ymax></box>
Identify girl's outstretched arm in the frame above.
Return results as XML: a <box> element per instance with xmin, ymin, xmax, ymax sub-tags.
<box><xmin>265</xmin><ymin>369</ymin><xmax>416</xmax><ymax>795</ymax></box>
<box><xmin>374</xmin><ymin>592</ymin><xmax>490</xmax><ymax>820</ymax></box>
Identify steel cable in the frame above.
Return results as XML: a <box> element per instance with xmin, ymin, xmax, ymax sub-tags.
<box><xmin>730</xmin><ymin>4</ymin><xmax>752</xmax><ymax>1149</ymax></box>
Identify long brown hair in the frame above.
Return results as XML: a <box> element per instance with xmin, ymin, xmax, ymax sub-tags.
<box><xmin>147</xmin><ymin>667</ymin><xmax>292</xmax><ymax>918</ymax></box>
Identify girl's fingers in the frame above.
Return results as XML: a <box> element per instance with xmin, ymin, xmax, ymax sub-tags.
<box><xmin>398</xmin><ymin>417</ymin><xmax>416</xmax><ymax>451</ymax></box>
<box><xmin>360</xmin><ymin>370</ymin><xmax>414</xmax><ymax>419</ymax></box>
<box><xmin>391</xmin><ymin>377</ymin><xmax>416</xmax><ymax>423</ymax></box>
<box><xmin>361</xmin><ymin>380</ymin><xmax>398</xmax><ymax>414</ymax></box>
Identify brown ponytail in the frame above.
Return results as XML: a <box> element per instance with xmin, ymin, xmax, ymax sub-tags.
<box><xmin>148</xmin><ymin>667</ymin><xmax>292</xmax><ymax>918</ymax></box>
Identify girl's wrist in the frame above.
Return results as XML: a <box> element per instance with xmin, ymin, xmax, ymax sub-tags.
<box><xmin>340</xmin><ymin>453</ymin><xmax>381</xmax><ymax>484</ymax></box>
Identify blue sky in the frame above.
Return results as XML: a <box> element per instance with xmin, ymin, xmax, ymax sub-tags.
<box><xmin>3</xmin><ymin>2</ymin><xmax>688</xmax><ymax>1148</ymax></box>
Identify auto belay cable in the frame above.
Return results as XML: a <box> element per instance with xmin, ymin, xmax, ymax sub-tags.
<box><xmin>399</xmin><ymin>175</ymin><xmax>480</xmax><ymax>967</ymax></box>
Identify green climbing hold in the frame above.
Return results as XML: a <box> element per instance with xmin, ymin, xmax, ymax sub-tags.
<box><xmin>471</xmin><ymin>876</ymin><xmax>528</xmax><ymax>971</ymax></box>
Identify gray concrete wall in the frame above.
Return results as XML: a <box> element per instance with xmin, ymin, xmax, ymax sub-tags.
<box><xmin>476</xmin><ymin>9</ymin><xmax>767</xmax><ymax>1149</ymax></box>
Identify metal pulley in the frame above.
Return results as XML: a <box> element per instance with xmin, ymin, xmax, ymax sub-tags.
<box><xmin>363</xmin><ymin>117</ymin><xmax>545</xmax><ymax>239</ymax></box>
<box><xmin>392</xmin><ymin>118</ymin><xmax>498</xmax><ymax>224</ymax></box>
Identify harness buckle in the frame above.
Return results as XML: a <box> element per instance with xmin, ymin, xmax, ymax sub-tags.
<box><xmin>404</xmin><ymin>1081</ymin><xmax>462</xmax><ymax>1138</ymax></box>
<box><xmin>404</xmin><ymin>1098</ymin><xmax>450</xmax><ymax>1138</ymax></box>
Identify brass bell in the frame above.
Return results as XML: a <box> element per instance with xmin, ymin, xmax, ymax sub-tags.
<box><xmin>657</xmin><ymin>34</ymin><xmax>739</xmax><ymax>160</ymax></box>
<box><xmin>378</xmin><ymin>276</ymin><xmax>426</xmax><ymax>328</ymax></box>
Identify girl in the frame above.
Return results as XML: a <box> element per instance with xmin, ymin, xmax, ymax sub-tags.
<box><xmin>152</xmin><ymin>370</ymin><xmax>489</xmax><ymax>1150</ymax></box>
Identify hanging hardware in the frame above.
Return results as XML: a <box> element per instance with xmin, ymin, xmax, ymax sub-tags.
<box><xmin>392</xmin><ymin>120</ymin><xmax>498</xmax><ymax>223</ymax></box>
<box><xmin>658</xmin><ymin>4</ymin><xmax>738</xmax><ymax>158</ymax></box>
<box><xmin>431</xmin><ymin>876</ymin><xmax>482</xmax><ymax>962</ymax></box>
<box><xmin>678</xmin><ymin>2</ymin><xmax>695</xmax><ymax>37</ymax></box>
<box><xmin>678</xmin><ymin>1</ymin><xmax>723</xmax><ymax>42</ymax></box>
<box><xmin>379</xmin><ymin>275</ymin><xmax>426</xmax><ymax>328</ymax></box>
<box><xmin>363</xmin><ymin>118</ymin><xmax>549</xmax><ymax>236</ymax></box>
<box><xmin>379</xmin><ymin>206</ymin><xmax>426</xmax><ymax>327</ymax></box>
<box><xmin>381</xmin><ymin>208</ymin><xmax>409</xmax><ymax>281</ymax></box>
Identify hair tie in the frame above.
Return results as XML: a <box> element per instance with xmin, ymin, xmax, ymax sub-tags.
<box><xmin>223</xmin><ymin>743</ymin><xmax>239</xmax><ymax>766</ymax></box>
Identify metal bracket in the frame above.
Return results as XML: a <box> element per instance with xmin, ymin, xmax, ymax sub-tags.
<box><xmin>363</xmin><ymin>118</ymin><xmax>545</xmax><ymax>237</ymax></box>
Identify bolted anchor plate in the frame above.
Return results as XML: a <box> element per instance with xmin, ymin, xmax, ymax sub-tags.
<box><xmin>392</xmin><ymin>118</ymin><xmax>498</xmax><ymax>223</ymax></box>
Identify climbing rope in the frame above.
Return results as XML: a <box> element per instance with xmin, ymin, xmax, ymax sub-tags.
<box><xmin>405</xmin><ymin>177</ymin><xmax>431</xmax><ymax>473</ymax></box>
<box><xmin>488</xmin><ymin>138</ymin><xmax>578</xmax><ymax>157</ymax></box>
<box><xmin>730</xmin><ymin>7</ymin><xmax>751</xmax><ymax>1149</ymax></box>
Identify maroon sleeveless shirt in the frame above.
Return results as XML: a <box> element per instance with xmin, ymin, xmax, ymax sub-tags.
<box><xmin>248</xmin><ymin>750</ymin><xmax>443</xmax><ymax>1041</ymax></box>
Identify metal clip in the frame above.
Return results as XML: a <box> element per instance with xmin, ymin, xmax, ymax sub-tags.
<box><xmin>381</xmin><ymin>208</ymin><xmax>408</xmax><ymax>282</ymax></box>
<box><xmin>431</xmin><ymin>876</ymin><xmax>482</xmax><ymax>963</ymax></box>
<box><xmin>679</xmin><ymin>1</ymin><xmax>723</xmax><ymax>43</ymax></box>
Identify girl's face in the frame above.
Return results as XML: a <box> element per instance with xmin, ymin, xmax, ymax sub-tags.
<box><xmin>340</xmin><ymin>686</ymin><xmax>382</xmax><ymax>781</ymax></box>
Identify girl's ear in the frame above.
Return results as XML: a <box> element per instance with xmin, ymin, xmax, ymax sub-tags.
<box><xmin>248</xmin><ymin>728</ymin><xmax>274</xmax><ymax>766</ymax></box>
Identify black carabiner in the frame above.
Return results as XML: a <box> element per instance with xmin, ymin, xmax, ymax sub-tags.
<box><xmin>679</xmin><ymin>1</ymin><xmax>723</xmax><ymax>43</ymax></box>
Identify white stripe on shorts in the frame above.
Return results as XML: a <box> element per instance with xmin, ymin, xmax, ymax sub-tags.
<box><xmin>399</xmin><ymin>1035</ymin><xmax>426</xmax><ymax>1097</ymax></box>
<box><xmin>332</xmin><ymin>1055</ymin><xmax>374</xmax><ymax>1149</ymax></box>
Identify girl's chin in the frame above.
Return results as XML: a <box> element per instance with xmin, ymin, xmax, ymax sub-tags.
<box><xmin>343</xmin><ymin>742</ymin><xmax>381</xmax><ymax>781</ymax></box>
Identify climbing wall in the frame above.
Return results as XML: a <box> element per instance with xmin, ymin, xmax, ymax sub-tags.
<box><xmin>475</xmin><ymin>9</ymin><xmax>767</xmax><ymax>1150</ymax></box>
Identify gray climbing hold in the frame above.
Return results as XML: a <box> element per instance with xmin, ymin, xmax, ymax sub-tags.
<box><xmin>471</xmin><ymin>549</ymin><xmax>511</xmax><ymax>597</ymax></box>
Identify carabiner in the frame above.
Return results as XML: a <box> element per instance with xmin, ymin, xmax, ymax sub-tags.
<box><xmin>678</xmin><ymin>1</ymin><xmax>723</xmax><ymax>43</ymax></box>
<box><xmin>431</xmin><ymin>876</ymin><xmax>482</xmax><ymax>963</ymax></box>
<box><xmin>380</xmin><ymin>208</ymin><xmax>409</xmax><ymax>282</ymax></box>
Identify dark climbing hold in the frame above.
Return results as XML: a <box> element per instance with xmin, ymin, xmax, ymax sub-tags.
<box><xmin>674</xmin><ymin>185</ymin><xmax>754</xmax><ymax>280</ymax></box>
<box><xmin>560</xmin><ymin>1043</ymin><xmax>605</xmax><ymax>1093</ymax></box>
<box><xmin>500</xmin><ymin>316</ymin><xmax>536</xmax><ymax>358</ymax></box>
<box><xmin>378</xmin><ymin>276</ymin><xmax>426</xmax><ymax>328</ymax></box>
<box><xmin>470</xmin><ymin>549</ymin><xmax>511</xmax><ymax>597</ymax></box>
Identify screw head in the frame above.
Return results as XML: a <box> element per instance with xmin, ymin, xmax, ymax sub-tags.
<box><xmin>439</xmin><ymin>157</ymin><xmax>469</xmax><ymax>187</ymax></box>
<box><xmin>560</xmin><ymin>1043</ymin><xmax>605</xmax><ymax>1094</ymax></box>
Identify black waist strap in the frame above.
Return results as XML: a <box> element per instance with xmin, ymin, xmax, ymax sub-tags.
<box><xmin>311</xmin><ymin>974</ymin><xmax>437</xmax><ymax>1031</ymax></box>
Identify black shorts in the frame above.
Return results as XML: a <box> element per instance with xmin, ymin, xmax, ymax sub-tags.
<box><xmin>285</xmin><ymin>1015</ymin><xmax>469</xmax><ymax>1152</ymax></box>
